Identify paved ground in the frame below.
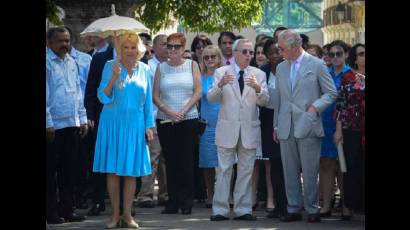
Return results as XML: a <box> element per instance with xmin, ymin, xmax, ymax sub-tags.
<box><xmin>48</xmin><ymin>200</ymin><xmax>365</xmax><ymax>230</ymax></box>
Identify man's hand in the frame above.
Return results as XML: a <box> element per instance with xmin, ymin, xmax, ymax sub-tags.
<box><xmin>46</xmin><ymin>127</ymin><xmax>55</xmax><ymax>143</ymax></box>
<box><xmin>272</xmin><ymin>129</ymin><xmax>279</xmax><ymax>144</ymax></box>
<box><xmin>244</xmin><ymin>74</ymin><xmax>261</xmax><ymax>93</ymax></box>
<box><xmin>79</xmin><ymin>124</ymin><xmax>88</xmax><ymax>138</ymax></box>
<box><xmin>307</xmin><ymin>105</ymin><xmax>318</xmax><ymax>114</ymax></box>
<box><xmin>145</xmin><ymin>128</ymin><xmax>153</xmax><ymax>142</ymax></box>
<box><xmin>88</xmin><ymin>120</ymin><xmax>95</xmax><ymax>130</ymax></box>
<box><xmin>218</xmin><ymin>71</ymin><xmax>235</xmax><ymax>88</ymax></box>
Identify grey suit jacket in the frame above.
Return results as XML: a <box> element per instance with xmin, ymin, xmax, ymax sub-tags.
<box><xmin>207</xmin><ymin>65</ymin><xmax>269</xmax><ymax>149</ymax></box>
<box><xmin>273</xmin><ymin>52</ymin><xmax>337</xmax><ymax>140</ymax></box>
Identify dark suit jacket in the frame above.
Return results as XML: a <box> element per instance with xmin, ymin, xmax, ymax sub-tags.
<box><xmin>84</xmin><ymin>46</ymin><xmax>114</xmax><ymax>123</ymax></box>
<box><xmin>259</xmin><ymin>63</ymin><xmax>281</xmax><ymax>159</ymax></box>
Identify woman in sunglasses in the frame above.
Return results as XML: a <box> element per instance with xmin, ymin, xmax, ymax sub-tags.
<box><xmin>319</xmin><ymin>40</ymin><xmax>356</xmax><ymax>220</ymax></box>
<box><xmin>153</xmin><ymin>32</ymin><xmax>202</xmax><ymax>215</ymax></box>
<box><xmin>250</xmin><ymin>41</ymin><xmax>268</xmax><ymax>68</ymax></box>
<box><xmin>190</xmin><ymin>34</ymin><xmax>213</xmax><ymax>65</ymax></box>
<box><xmin>198</xmin><ymin>45</ymin><xmax>223</xmax><ymax>208</ymax></box>
<box><xmin>334</xmin><ymin>42</ymin><xmax>365</xmax><ymax>219</ymax></box>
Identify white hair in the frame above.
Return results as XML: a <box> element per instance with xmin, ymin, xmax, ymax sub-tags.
<box><xmin>232</xmin><ymin>38</ymin><xmax>252</xmax><ymax>51</ymax></box>
<box><xmin>278</xmin><ymin>30</ymin><xmax>302</xmax><ymax>48</ymax></box>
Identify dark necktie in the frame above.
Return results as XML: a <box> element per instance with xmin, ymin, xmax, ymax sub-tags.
<box><xmin>238</xmin><ymin>70</ymin><xmax>244</xmax><ymax>94</ymax></box>
<box><xmin>226</xmin><ymin>60</ymin><xmax>230</xmax><ymax>65</ymax></box>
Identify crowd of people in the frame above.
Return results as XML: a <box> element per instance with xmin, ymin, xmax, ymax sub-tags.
<box><xmin>46</xmin><ymin>25</ymin><xmax>365</xmax><ymax>228</ymax></box>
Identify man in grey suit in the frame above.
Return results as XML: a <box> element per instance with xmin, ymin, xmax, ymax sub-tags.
<box><xmin>272</xmin><ymin>30</ymin><xmax>337</xmax><ymax>223</ymax></box>
<box><xmin>207</xmin><ymin>39</ymin><xmax>270</xmax><ymax>221</ymax></box>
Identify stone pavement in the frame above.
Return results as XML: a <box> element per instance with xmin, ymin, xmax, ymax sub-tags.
<box><xmin>48</xmin><ymin>200</ymin><xmax>365</xmax><ymax>230</ymax></box>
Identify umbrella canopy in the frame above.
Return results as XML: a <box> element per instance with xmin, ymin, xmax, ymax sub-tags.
<box><xmin>80</xmin><ymin>4</ymin><xmax>149</xmax><ymax>38</ymax></box>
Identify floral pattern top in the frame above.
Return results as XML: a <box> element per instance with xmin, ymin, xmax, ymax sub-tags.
<box><xmin>335</xmin><ymin>70</ymin><xmax>365</xmax><ymax>150</ymax></box>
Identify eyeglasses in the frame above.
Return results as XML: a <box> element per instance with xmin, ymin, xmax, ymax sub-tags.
<box><xmin>145</xmin><ymin>49</ymin><xmax>154</xmax><ymax>55</ymax></box>
<box><xmin>256</xmin><ymin>51</ymin><xmax>264</xmax><ymax>55</ymax></box>
<box><xmin>167</xmin><ymin>44</ymin><xmax>183</xmax><ymax>50</ymax></box>
<box><xmin>328</xmin><ymin>51</ymin><xmax>343</xmax><ymax>58</ymax></box>
<box><xmin>196</xmin><ymin>44</ymin><xmax>206</xmax><ymax>50</ymax></box>
<box><xmin>203</xmin><ymin>55</ymin><xmax>217</xmax><ymax>61</ymax></box>
<box><xmin>357</xmin><ymin>51</ymin><xmax>365</xmax><ymax>57</ymax></box>
<box><xmin>238</xmin><ymin>49</ymin><xmax>254</xmax><ymax>56</ymax></box>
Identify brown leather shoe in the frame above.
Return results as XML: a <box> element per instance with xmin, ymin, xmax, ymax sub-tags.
<box><xmin>307</xmin><ymin>213</ymin><xmax>321</xmax><ymax>223</ymax></box>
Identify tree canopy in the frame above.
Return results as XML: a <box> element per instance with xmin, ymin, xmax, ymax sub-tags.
<box><xmin>135</xmin><ymin>0</ymin><xmax>263</xmax><ymax>33</ymax></box>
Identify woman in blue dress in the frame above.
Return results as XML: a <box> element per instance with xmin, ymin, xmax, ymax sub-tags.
<box><xmin>198</xmin><ymin>45</ymin><xmax>223</xmax><ymax>208</ymax></box>
<box><xmin>92</xmin><ymin>32</ymin><xmax>155</xmax><ymax>229</ymax></box>
<box><xmin>319</xmin><ymin>40</ymin><xmax>351</xmax><ymax>219</ymax></box>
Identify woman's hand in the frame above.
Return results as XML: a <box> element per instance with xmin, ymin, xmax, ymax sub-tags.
<box><xmin>333</xmin><ymin>130</ymin><xmax>343</xmax><ymax>145</ymax></box>
<box><xmin>112</xmin><ymin>62</ymin><xmax>121</xmax><ymax>81</ymax></box>
<box><xmin>169</xmin><ymin>111</ymin><xmax>185</xmax><ymax>122</ymax></box>
<box><xmin>145</xmin><ymin>128</ymin><xmax>153</xmax><ymax>142</ymax></box>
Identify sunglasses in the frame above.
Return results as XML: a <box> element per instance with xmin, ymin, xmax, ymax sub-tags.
<box><xmin>196</xmin><ymin>44</ymin><xmax>206</xmax><ymax>50</ymax></box>
<box><xmin>203</xmin><ymin>54</ymin><xmax>217</xmax><ymax>61</ymax></box>
<box><xmin>357</xmin><ymin>51</ymin><xmax>365</xmax><ymax>57</ymax></box>
<box><xmin>328</xmin><ymin>51</ymin><xmax>343</xmax><ymax>58</ymax></box>
<box><xmin>167</xmin><ymin>44</ymin><xmax>183</xmax><ymax>50</ymax></box>
<box><xmin>239</xmin><ymin>49</ymin><xmax>254</xmax><ymax>56</ymax></box>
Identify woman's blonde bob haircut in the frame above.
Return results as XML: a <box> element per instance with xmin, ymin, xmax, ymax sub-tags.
<box><xmin>199</xmin><ymin>45</ymin><xmax>223</xmax><ymax>75</ymax></box>
<box><xmin>117</xmin><ymin>31</ymin><xmax>146</xmax><ymax>61</ymax></box>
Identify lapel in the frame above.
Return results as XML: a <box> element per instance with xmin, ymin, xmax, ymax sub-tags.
<box><xmin>285</xmin><ymin>61</ymin><xmax>292</xmax><ymax>96</ymax></box>
<box><xmin>292</xmin><ymin>53</ymin><xmax>311</xmax><ymax>95</ymax></box>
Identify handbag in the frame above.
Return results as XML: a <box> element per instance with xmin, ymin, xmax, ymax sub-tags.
<box><xmin>198</xmin><ymin>118</ymin><xmax>208</xmax><ymax>135</ymax></box>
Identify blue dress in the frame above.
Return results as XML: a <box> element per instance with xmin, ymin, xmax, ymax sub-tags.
<box><xmin>93</xmin><ymin>60</ymin><xmax>155</xmax><ymax>177</ymax></box>
<box><xmin>321</xmin><ymin>65</ymin><xmax>350</xmax><ymax>158</ymax></box>
<box><xmin>199</xmin><ymin>75</ymin><xmax>220</xmax><ymax>168</ymax></box>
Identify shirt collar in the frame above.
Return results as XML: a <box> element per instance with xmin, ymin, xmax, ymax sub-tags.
<box><xmin>292</xmin><ymin>50</ymin><xmax>305</xmax><ymax>64</ymax></box>
<box><xmin>234</xmin><ymin>63</ymin><xmax>249</xmax><ymax>76</ymax></box>
<box><xmin>94</xmin><ymin>43</ymin><xmax>109</xmax><ymax>55</ymax></box>
<box><xmin>330</xmin><ymin>65</ymin><xmax>351</xmax><ymax>78</ymax></box>
<box><xmin>69</xmin><ymin>47</ymin><xmax>78</xmax><ymax>58</ymax></box>
<box><xmin>48</xmin><ymin>49</ymin><xmax>68</xmax><ymax>62</ymax></box>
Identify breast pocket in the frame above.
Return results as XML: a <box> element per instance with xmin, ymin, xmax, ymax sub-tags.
<box><xmin>303</xmin><ymin>71</ymin><xmax>315</xmax><ymax>81</ymax></box>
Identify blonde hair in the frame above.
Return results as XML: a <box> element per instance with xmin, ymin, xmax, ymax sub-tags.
<box><xmin>118</xmin><ymin>31</ymin><xmax>146</xmax><ymax>61</ymax></box>
<box><xmin>200</xmin><ymin>45</ymin><xmax>223</xmax><ymax>75</ymax></box>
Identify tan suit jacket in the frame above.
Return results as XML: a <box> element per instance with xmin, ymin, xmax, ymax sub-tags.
<box><xmin>207</xmin><ymin>65</ymin><xmax>269</xmax><ymax>149</ymax></box>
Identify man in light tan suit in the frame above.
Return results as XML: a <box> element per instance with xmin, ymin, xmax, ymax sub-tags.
<box><xmin>207</xmin><ymin>39</ymin><xmax>269</xmax><ymax>221</ymax></box>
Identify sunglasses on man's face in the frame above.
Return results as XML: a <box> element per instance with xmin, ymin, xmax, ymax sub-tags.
<box><xmin>203</xmin><ymin>54</ymin><xmax>217</xmax><ymax>61</ymax></box>
<box><xmin>328</xmin><ymin>51</ymin><xmax>343</xmax><ymax>58</ymax></box>
<box><xmin>167</xmin><ymin>44</ymin><xmax>183</xmax><ymax>50</ymax></box>
<box><xmin>238</xmin><ymin>49</ymin><xmax>254</xmax><ymax>56</ymax></box>
<box><xmin>357</xmin><ymin>51</ymin><xmax>365</xmax><ymax>57</ymax></box>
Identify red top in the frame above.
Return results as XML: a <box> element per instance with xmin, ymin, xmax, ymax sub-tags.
<box><xmin>335</xmin><ymin>71</ymin><xmax>365</xmax><ymax>150</ymax></box>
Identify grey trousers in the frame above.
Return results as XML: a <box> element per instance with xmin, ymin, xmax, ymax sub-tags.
<box><xmin>279</xmin><ymin>127</ymin><xmax>322</xmax><ymax>214</ymax></box>
<box><xmin>137</xmin><ymin>127</ymin><xmax>162</xmax><ymax>202</ymax></box>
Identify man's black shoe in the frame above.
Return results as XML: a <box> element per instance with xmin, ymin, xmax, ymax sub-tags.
<box><xmin>307</xmin><ymin>213</ymin><xmax>321</xmax><ymax>223</ymax></box>
<box><xmin>233</xmin><ymin>214</ymin><xmax>257</xmax><ymax>221</ymax></box>
<box><xmin>63</xmin><ymin>213</ymin><xmax>85</xmax><ymax>222</ymax></box>
<box><xmin>88</xmin><ymin>203</ymin><xmax>104</xmax><ymax>216</ymax></box>
<box><xmin>161</xmin><ymin>208</ymin><xmax>178</xmax><ymax>214</ymax></box>
<box><xmin>266</xmin><ymin>209</ymin><xmax>281</xmax><ymax>218</ymax></box>
<box><xmin>210</xmin><ymin>214</ymin><xmax>229</xmax><ymax>221</ymax></box>
<box><xmin>280</xmin><ymin>212</ymin><xmax>302</xmax><ymax>222</ymax></box>
<box><xmin>47</xmin><ymin>216</ymin><xmax>64</xmax><ymax>225</ymax></box>
<box><xmin>138</xmin><ymin>200</ymin><xmax>155</xmax><ymax>208</ymax></box>
<box><xmin>181</xmin><ymin>208</ymin><xmax>192</xmax><ymax>215</ymax></box>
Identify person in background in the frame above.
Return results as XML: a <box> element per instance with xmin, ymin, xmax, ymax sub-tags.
<box><xmin>273</xmin><ymin>26</ymin><xmax>288</xmax><ymax>43</ymax></box>
<box><xmin>306</xmin><ymin>44</ymin><xmax>324</xmax><ymax>59</ymax></box>
<box><xmin>322</xmin><ymin>44</ymin><xmax>332</xmax><ymax>67</ymax></box>
<box><xmin>300</xmin><ymin>34</ymin><xmax>310</xmax><ymax>50</ymax></box>
<box><xmin>46</xmin><ymin>27</ymin><xmax>88</xmax><ymax>224</ymax></box>
<box><xmin>198</xmin><ymin>45</ymin><xmax>223</xmax><ymax>208</ymax></box>
<box><xmin>64</xmin><ymin>26</ymin><xmax>93</xmax><ymax>211</ymax></box>
<box><xmin>191</xmin><ymin>34</ymin><xmax>212</xmax><ymax>64</ymax></box>
<box><xmin>92</xmin><ymin>31</ymin><xmax>154</xmax><ymax>229</ymax></box>
<box><xmin>218</xmin><ymin>31</ymin><xmax>236</xmax><ymax>66</ymax></box>
<box><xmin>255</xmin><ymin>34</ymin><xmax>267</xmax><ymax>44</ymax></box>
<box><xmin>319</xmin><ymin>40</ymin><xmax>351</xmax><ymax>219</ymax></box>
<box><xmin>137</xmin><ymin>34</ymin><xmax>169</xmax><ymax>209</ymax></box>
<box><xmin>139</xmin><ymin>32</ymin><xmax>153</xmax><ymax>64</ymax></box>
<box><xmin>183</xmin><ymin>50</ymin><xmax>193</xmax><ymax>59</ymax></box>
<box><xmin>250</xmin><ymin>41</ymin><xmax>268</xmax><ymax>68</ymax></box>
